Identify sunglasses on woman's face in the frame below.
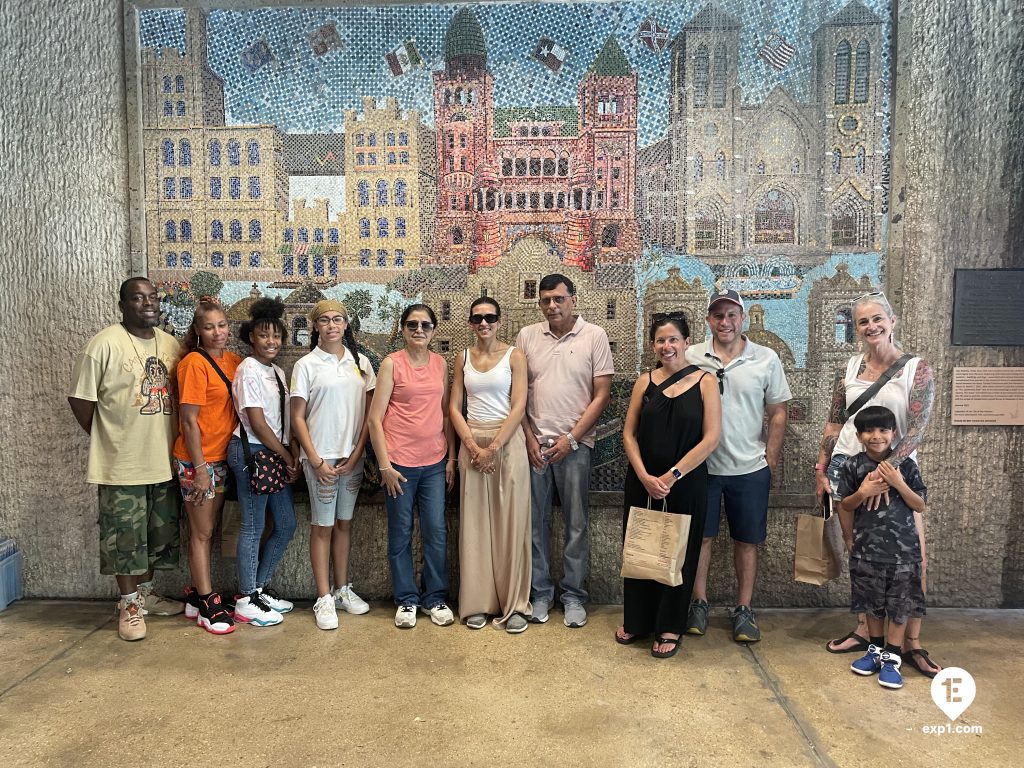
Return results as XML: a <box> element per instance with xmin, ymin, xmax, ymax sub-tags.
<box><xmin>469</xmin><ymin>313</ymin><xmax>500</xmax><ymax>325</ymax></box>
<box><xmin>404</xmin><ymin>320</ymin><xmax>435</xmax><ymax>331</ymax></box>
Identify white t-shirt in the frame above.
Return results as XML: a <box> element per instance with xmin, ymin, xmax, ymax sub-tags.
<box><xmin>686</xmin><ymin>337</ymin><xmax>791</xmax><ymax>476</ymax></box>
<box><xmin>290</xmin><ymin>346</ymin><xmax>376</xmax><ymax>460</ymax></box>
<box><xmin>833</xmin><ymin>354</ymin><xmax>920</xmax><ymax>460</ymax></box>
<box><xmin>232</xmin><ymin>357</ymin><xmax>290</xmax><ymax>444</ymax></box>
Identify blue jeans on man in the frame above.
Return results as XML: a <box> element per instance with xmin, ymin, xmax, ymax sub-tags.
<box><xmin>530</xmin><ymin>444</ymin><xmax>591</xmax><ymax>607</ymax></box>
<box><xmin>384</xmin><ymin>458</ymin><xmax>449</xmax><ymax>608</ymax></box>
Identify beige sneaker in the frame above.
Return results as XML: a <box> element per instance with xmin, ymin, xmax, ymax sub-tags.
<box><xmin>138</xmin><ymin>583</ymin><xmax>185</xmax><ymax>616</ymax></box>
<box><xmin>118</xmin><ymin>596</ymin><xmax>147</xmax><ymax>641</ymax></box>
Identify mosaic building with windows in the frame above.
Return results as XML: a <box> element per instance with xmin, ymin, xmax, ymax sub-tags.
<box><xmin>142</xmin><ymin>10</ymin><xmax>287</xmax><ymax>281</ymax></box>
<box><xmin>637</xmin><ymin>0</ymin><xmax>884</xmax><ymax>263</ymax></box>
<box><xmin>341</xmin><ymin>96</ymin><xmax>437</xmax><ymax>275</ymax></box>
<box><xmin>430</xmin><ymin>8</ymin><xmax>642</xmax><ymax>272</ymax></box>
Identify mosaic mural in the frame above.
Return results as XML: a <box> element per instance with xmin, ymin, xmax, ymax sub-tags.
<box><xmin>131</xmin><ymin>0</ymin><xmax>893</xmax><ymax>493</ymax></box>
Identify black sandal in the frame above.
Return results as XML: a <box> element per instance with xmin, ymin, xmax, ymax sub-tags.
<box><xmin>651</xmin><ymin>635</ymin><xmax>680</xmax><ymax>659</ymax></box>
<box><xmin>905</xmin><ymin>648</ymin><xmax>941</xmax><ymax>679</ymax></box>
<box><xmin>825</xmin><ymin>631</ymin><xmax>870</xmax><ymax>654</ymax></box>
<box><xmin>615</xmin><ymin>628</ymin><xmax>644</xmax><ymax>645</ymax></box>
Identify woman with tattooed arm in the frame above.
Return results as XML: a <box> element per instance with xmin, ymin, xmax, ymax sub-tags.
<box><xmin>814</xmin><ymin>290</ymin><xmax>941</xmax><ymax>679</ymax></box>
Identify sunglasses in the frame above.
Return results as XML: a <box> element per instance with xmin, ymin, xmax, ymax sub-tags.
<box><xmin>538</xmin><ymin>295</ymin><xmax>571</xmax><ymax>306</ymax></box>
<box><xmin>652</xmin><ymin>311</ymin><xmax>686</xmax><ymax>323</ymax></box>
<box><xmin>404</xmin><ymin>320</ymin><xmax>435</xmax><ymax>332</ymax></box>
<box><xmin>856</xmin><ymin>290</ymin><xmax>888</xmax><ymax>303</ymax></box>
<box><xmin>716</xmin><ymin>368</ymin><xmax>726</xmax><ymax>394</ymax></box>
<box><xmin>469</xmin><ymin>313</ymin><xmax>500</xmax><ymax>325</ymax></box>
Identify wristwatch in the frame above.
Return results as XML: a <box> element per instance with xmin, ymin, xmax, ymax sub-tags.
<box><xmin>671</xmin><ymin>466</ymin><xmax>683</xmax><ymax>480</ymax></box>
<box><xmin>564</xmin><ymin>432</ymin><xmax>579</xmax><ymax>451</ymax></box>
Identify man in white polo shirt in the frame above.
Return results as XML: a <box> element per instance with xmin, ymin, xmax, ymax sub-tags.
<box><xmin>516</xmin><ymin>273</ymin><xmax>614</xmax><ymax>629</ymax></box>
<box><xmin>684</xmin><ymin>289</ymin><xmax>791</xmax><ymax>643</ymax></box>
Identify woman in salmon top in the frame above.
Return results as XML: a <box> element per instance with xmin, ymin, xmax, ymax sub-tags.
<box><xmin>367</xmin><ymin>304</ymin><xmax>456</xmax><ymax>630</ymax></box>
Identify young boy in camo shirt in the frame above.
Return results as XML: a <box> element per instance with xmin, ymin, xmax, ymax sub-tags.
<box><xmin>837</xmin><ymin>405</ymin><xmax>927</xmax><ymax>690</ymax></box>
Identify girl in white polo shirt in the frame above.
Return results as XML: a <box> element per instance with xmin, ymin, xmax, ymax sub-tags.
<box><xmin>290</xmin><ymin>300</ymin><xmax>377</xmax><ymax>630</ymax></box>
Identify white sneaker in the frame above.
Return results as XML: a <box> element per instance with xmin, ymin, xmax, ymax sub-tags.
<box><xmin>333</xmin><ymin>584</ymin><xmax>370</xmax><ymax>615</ymax></box>
<box><xmin>234</xmin><ymin>593</ymin><xmax>283</xmax><ymax>626</ymax></box>
<box><xmin>422</xmin><ymin>602</ymin><xmax>455</xmax><ymax>627</ymax></box>
<box><xmin>257</xmin><ymin>587</ymin><xmax>293</xmax><ymax>613</ymax></box>
<box><xmin>395</xmin><ymin>604</ymin><xmax>417</xmax><ymax>628</ymax></box>
<box><xmin>313</xmin><ymin>595</ymin><xmax>338</xmax><ymax>630</ymax></box>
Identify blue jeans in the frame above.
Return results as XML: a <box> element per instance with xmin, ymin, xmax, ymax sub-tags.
<box><xmin>227</xmin><ymin>436</ymin><xmax>297</xmax><ymax>596</ymax></box>
<box><xmin>530</xmin><ymin>444</ymin><xmax>591</xmax><ymax>606</ymax></box>
<box><xmin>385</xmin><ymin>458</ymin><xmax>449</xmax><ymax>608</ymax></box>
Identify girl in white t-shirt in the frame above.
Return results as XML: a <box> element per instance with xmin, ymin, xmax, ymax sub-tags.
<box><xmin>227</xmin><ymin>298</ymin><xmax>300</xmax><ymax>627</ymax></box>
<box><xmin>290</xmin><ymin>300</ymin><xmax>377</xmax><ymax>630</ymax></box>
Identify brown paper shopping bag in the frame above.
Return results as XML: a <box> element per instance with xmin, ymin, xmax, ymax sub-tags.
<box><xmin>620</xmin><ymin>499</ymin><xmax>691</xmax><ymax>587</ymax></box>
<box><xmin>793</xmin><ymin>494</ymin><xmax>842</xmax><ymax>585</ymax></box>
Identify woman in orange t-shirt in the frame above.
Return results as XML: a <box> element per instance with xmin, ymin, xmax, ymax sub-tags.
<box><xmin>172</xmin><ymin>298</ymin><xmax>241</xmax><ymax>635</ymax></box>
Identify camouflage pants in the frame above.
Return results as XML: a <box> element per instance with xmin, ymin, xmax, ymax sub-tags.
<box><xmin>97</xmin><ymin>481</ymin><xmax>180</xmax><ymax>575</ymax></box>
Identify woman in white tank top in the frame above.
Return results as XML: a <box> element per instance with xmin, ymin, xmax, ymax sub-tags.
<box><xmin>449</xmin><ymin>298</ymin><xmax>533</xmax><ymax>633</ymax></box>
<box><xmin>813</xmin><ymin>290</ymin><xmax>940</xmax><ymax>678</ymax></box>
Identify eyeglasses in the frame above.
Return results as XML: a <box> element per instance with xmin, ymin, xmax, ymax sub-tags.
<box><xmin>716</xmin><ymin>368</ymin><xmax>726</xmax><ymax>394</ymax></box>
<box><xmin>469</xmin><ymin>313</ymin><xmax>500</xmax><ymax>325</ymax></box>
<box><xmin>855</xmin><ymin>290</ymin><xmax>888</xmax><ymax>303</ymax></box>
<box><xmin>404</xmin><ymin>320</ymin><xmax>435</xmax><ymax>332</ymax></box>
<box><xmin>316</xmin><ymin>315</ymin><xmax>346</xmax><ymax>326</ymax></box>
<box><xmin>538</xmin><ymin>295</ymin><xmax>571</xmax><ymax>307</ymax></box>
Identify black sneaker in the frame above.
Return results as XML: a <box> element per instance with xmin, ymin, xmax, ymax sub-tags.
<box><xmin>732</xmin><ymin>604</ymin><xmax>761</xmax><ymax>643</ymax></box>
<box><xmin>183</xmin><ymin>585</ymin><xmax>201</xmax><ymax>621</ymax></box>
<box><xmin>686</xmin><ymin>598</ymin><xmax>709</xmax><ymax>636</ymax></box>
<box><xmin>197</xmin><ymin>593</ymin><xmax>236</xmax><ymax>635</ymax></box>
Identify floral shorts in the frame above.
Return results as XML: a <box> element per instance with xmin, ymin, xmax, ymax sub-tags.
<box><xmin>174</xmin><ymin>459</ymin><xmax>230</xmax><ymax>501</ymax></box>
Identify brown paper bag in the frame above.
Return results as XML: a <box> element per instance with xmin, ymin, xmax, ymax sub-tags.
<box><xmin>793</xmin><ymin>495</ymin><xmax>841</xmax><ymax>585</ymax></box>
<box><xmin>220</xmin><ymin>500</ymin><xmax>240</xmax><ymax>558</ymax></box>
<box><xmin>620</xmin><ymin>499</ymin><xmax>691</xmax><ymax>587</ymax></box>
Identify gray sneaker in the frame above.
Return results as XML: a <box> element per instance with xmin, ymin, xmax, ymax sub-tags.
<box><xmin>465</xmin><ymin>613</ymin><xmax>487</xmax><ymax>630</ymax></box>
<box><xmin>529</xmin><ymin>598</ymin><xmax>550</xmax><ymax>624</ymax></box>
<box><xmin>506</xmin><ymin>613</ymin><xmax>528</xmax><ymax>634</ymax></box>
<box><xmin>732</xmin><ymin>604</ymin><xmax>761</xmax><ymax>643</ymax></box>
<box><xmin>563</xmin><ymin>602</ymin><xmax>587</xmax><ymax>628</ymax></box>
<box><xmin>686</xmin><ymin>598</ymin><xmax>709</xmax><ymax>636</ymax></box>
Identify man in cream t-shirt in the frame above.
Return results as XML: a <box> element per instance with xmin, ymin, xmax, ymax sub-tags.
<box><xmin>68</xmin><ymin>277</ymin><xmax>184</xmax><ymax>641</ymax></box>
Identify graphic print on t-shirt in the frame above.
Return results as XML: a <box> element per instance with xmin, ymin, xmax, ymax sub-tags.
<box><xmin>140</xmin><ymin>355</ymin><xmax>173</xmax><ymax>416</ymax></box>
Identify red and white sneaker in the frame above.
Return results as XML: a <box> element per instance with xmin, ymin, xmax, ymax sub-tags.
<box><xmin>183</xmin><ymin>585</ymin><xmax>201</xmax><ymax>621</ymax></box>
<box><xmin>197</xmin><ymin>592</ymin><xmax>235</xmax><ymax>635</ymax></box>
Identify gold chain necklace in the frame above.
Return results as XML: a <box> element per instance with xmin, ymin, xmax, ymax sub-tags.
<box><xmin>122</xmin><ymin>323</ymin><xmax>159</xmax><ymax>369</ymax></box>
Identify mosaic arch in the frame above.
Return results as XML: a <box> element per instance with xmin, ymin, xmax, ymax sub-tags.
<box><xmin>128</xmin><ymin>0</ymin><xmax>894</xmax><ymax>493</ymax></box>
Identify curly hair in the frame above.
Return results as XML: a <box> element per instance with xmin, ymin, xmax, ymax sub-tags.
<box><xmin>238</xmin><ymin>296</ymin><xmax>286</xmax><ymax>345</ymax></box>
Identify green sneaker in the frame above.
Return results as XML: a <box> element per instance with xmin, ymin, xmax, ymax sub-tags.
<box><xmin>686</xmin><ymin>599</ymin><xmax>709</xmax><ymax>636</ymax></box>
<box><xmin>732</xmin><ymin>605</ymin><xmax>761</xmax><ymax>643</ymax></box>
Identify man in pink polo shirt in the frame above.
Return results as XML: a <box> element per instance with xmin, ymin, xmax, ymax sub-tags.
<box><xmin>515</xmin><ymin>274</ymin><xmax>614</xmax><ymax>628</ymax></box>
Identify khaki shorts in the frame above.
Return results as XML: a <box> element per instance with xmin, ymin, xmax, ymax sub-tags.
<box><xmin>97</xmin><ymin>481</ymin><xmax>180</xmax><ymax>575</ymax></box>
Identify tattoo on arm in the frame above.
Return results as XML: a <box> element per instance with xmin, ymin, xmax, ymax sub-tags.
<box><xmin>890</xmin><ymin>360</ymin><xmax>935</xmax><ymax>464</ymax></box>
<box><xmin>819</xmin><ymin>433</ymin><xmax>837</xmax><ymax>458</ymax></box>
<box><xmin>827</xmin><ymin>368</ymin><xmax>846</xmax><ymax>425</ymax></box>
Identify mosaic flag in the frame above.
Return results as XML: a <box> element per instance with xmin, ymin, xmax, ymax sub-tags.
<box><xmin>386</xmin><ymin>39</ymin><xmax>423</xmax><ymax>77</ymax></box>
<box><xmin>637</xmin><ymin>17</ymin><xmax>670</xmax><ymax>53</ymax></box>
<box><xmin>532</xmin><ymin>37</ymin><xmax>568</xmax><ymax>73</ymax></box>
<box><xmin>294</xmin><ymin>243</ymin><xmax>310</xmax><ymax>256</ymax></box>
<box><xmin>758</xmin><ymin>32</ymin><xmax>797</xmax><ymax>71</ymax></box>
<box><xmin>240</xmin><ymin>38</ymin><xmax>274</xmax><ymax>73</ymax></box>
<box><xmin>308</xmin><ymin>23</ymin><xmax>343</xmax><ymax>57</ymax></box>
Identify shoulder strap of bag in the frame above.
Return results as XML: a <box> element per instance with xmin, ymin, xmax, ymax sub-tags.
<box><xmin>196</xmin><ymin>348</ymin><xmax>257</xmax><ymax>466</ymax></box>
<box><xmin>843</xmin><ymin>354</ymin><xmax>913</xmax><ymax>421</ymax></box>
<box><xmin>655</xmin><ymin>365</ymin><xmax>700</xmax><ymax>394</ymax></box>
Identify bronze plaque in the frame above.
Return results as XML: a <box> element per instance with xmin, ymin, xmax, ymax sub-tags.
<box><xmin>952</xmin><ymin>269</ymin><xmax>1024</xmax><ymax>346</ymax></box>
<box><xmin>951</xmin><ymin>367</ymin><xmax>1024</xmax><ymax>426</ymax></box>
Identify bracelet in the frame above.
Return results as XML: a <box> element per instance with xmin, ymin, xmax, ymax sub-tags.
<box><xmin>814</xmin><ymin>463</ymin><xmax>827</xmax><ymax>472</ymax></box>
<box><xmin>315</xmin><ymin>458</ymin><xmax>325</xmax><ymax>469</ymax></box>
<box><xmin>195</xmin><ymin>461</ymin><xmax>208</xmax><ymax>469</ymax></box>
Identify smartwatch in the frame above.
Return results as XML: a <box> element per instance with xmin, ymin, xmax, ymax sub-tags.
<box><xmin>564</xmin><ymin>432</ymin><xmax>579</xmax><ymax>452</ymax></box>
<box><xmin>671</xmin><ymin>466</ymin><xmax>683</xmax><ymax>480</ymax></box>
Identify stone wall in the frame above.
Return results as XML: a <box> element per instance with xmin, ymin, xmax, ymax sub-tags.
<box><xmin>1</xmin><ymin>0</ymin><xmax>1021</xmax><ymax>605</ymax></box>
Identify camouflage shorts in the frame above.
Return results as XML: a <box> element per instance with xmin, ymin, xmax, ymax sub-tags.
<box><xmin>849</xmin><ymin>557</ymin><xmax>926</xmax><ymax>625</ymax></box>
<box><xmin>97</xmin><ymin>481</ymin><xmax>181</xmax><ymax>576</ymax></box>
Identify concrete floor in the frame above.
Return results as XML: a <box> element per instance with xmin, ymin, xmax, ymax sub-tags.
<box><xmin>0</xmin><ymin>602</ymin><xmax>1017</xmax><ymax>768</ymax></box>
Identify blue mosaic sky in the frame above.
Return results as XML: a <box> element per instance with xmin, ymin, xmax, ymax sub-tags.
<box><xmin>139</xmin><ymin>0</ymin><xmax>891</xmax><ymax>147</ymax></box>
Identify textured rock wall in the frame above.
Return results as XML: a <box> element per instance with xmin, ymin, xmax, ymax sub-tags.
<box><xmin>2</xmin><ymin>0</ymin><xmax>1021</xmax><ymax>605</ymax></box>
